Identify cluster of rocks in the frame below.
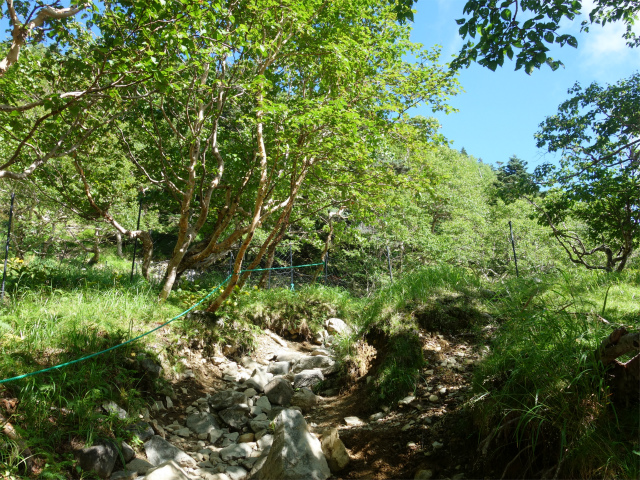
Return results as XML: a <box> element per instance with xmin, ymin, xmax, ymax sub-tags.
<box><xmin>75</xmin><ymin>324</ymin><xmax>351</xmax><ymax>480</ymax></box>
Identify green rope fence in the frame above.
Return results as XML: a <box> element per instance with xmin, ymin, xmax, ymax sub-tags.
<box><xmin>0</xmin><ymin>261</ymin><xmax>324</xmax><ymax>385</ymax></box>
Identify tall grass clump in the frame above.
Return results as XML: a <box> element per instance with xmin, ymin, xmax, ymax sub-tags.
<box><xmin>473</xmin><ymin>269</ymin><xmax>640</xmax><ymax>479</ymax></box>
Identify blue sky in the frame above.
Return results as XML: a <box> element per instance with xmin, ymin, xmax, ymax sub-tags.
<box><xmin>410</xmin><ymin>0</ymin><xmax>640</xmax><ymax>170</ymax></box>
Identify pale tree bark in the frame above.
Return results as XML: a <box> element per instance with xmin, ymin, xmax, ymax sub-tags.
<box><xmin>0</xmin><ymin>0</ymin><xmax>90</xmax><ymax>76</ymax></box>
<box><xmin>115</xmin><ymin>231</ymin><xmax>123</xmax><ymax>257</ymax></box>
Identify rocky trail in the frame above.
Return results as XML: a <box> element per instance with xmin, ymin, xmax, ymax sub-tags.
<box><xmin>76</xmin><ymin>318</ymin><xmax>486</xmax><ymax>480</ymax></box>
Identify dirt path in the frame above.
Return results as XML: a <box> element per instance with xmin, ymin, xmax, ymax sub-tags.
<box><xmin>160</xmin><ymin>328</ymin><xmax>486</xmax><ymax>480</ymax></box>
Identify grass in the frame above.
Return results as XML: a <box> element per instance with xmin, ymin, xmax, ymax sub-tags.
<box><xmin>471</xmin><ymin>268</ymin><xmax>640</xmax><ymax>479</ymax></box>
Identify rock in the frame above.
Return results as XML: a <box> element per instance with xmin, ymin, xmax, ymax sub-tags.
<box><xmin>255</xmin><ymin>396</ymin><xmax>272</xmax><ymax>412</ymax></box>
<box><xmin>249</xmin><ymin>419</ymin><xmax>271</xmax><ymax>433</ymax></box>
<box><xmin>152</xmin><ymin>400</ymin><xmax>165</xmax><ymax>411</ymax></box>
<box><xmin>209</xmin><ymin>390</ymin><xmax>248</xmax><ymax>410</ymax></box>
<box><xmin>219</xmin><ymin>406</ymin><xmax>250</xmax><ymax>429</ymax></box>
<box><xmin>144</xmin><ymin>435</ymin><xmax>196</xmax><ymax>467</ymax></box>
<box><xmin>343</xmin><ymin>416</ymin><xmax>364</xmax><ymax>427</ymax></box>
<box><xmin>439</xmin><ymin>387</ymin><xmax>447</xmax><ymax>395</ymax></box>
<box><xmin>399</xmin><ymin>395</ymin><xmax>415</xmax><ymax>406</ymax></box>
<box><xmin>292</xmin><ymin>356</ymin><xmax>335</xmax><ymax>374</ymax></box>
<box><xmin>429</xmin><ymin>395</ymin><xmax>439</xmax><ymax>403</ymax></box>
<box><xmin>293</xmin><ymin>369</ymin><xmax>325</xmax><ymax>390</ymax></box>
<box><xmin>241</xmin><ymin>356</ymin><xmax>261</xmax><ymax>370</ymax></box>
<box><xmin>126</xmin><ymin>458</ymin><xmax>154</xmax><ymax>474</ymax></box>
<box><xmin>415</xmin><ymin>469</ymin><xmax>434</xmax><ymax>479</ymax></box>
<box><xmin>320</xmin><ymin>428</ymin><xmax>350</xmax><ymax>472</ymax></box>
<box><xmin>121</xmin><ymin>442</ymin><xmax>135</xmax><ymax>463</ymax></box>
<box><xmin>432</xmin><ymin>441</ymin><xmax>444</xmax><ymax>449</ymax></box>
<box><xmin>244</xmin><ymin>388</ymin><xmax>258</xmax><ymax>398</ymax></box>
<box><xmin>145</xmin><ymin>460</ymin><xmax>191</xmax><ymax>480</ymax></box>
<box><xmin>220</xmin><ymin>443</ymin><xmax>254</xmax><ymax>462</ymax></box>
<box><xmin>267</xmin><ymin>361</ymin><xmax>291</xmax><ymax>376</ymax></box>
<box><xmin>209</xmin><ymin>428</ymin><xmax>224</xmax><ymax>444</ymax></box>
<box><xmin>187</xmin><ymin>412</ymin><xmax>220</xmax><ymax>435</ymax></box>
<box><xmin>255</xmin><ymin>409</ymin><xmax>330</xmax><ymax>480</ymax></box>
<box><xmin>245</xmin><ymin>370</ymin><xmax>273</xmax><ymax>392</ymax></box>
<box><xmin>264</xmin><ymin>378</ymin><xmax>294</xmax><ymax>406</ymax></box>
<box><xmin>102</xmin><ymin>401</ymin><xmax>128</xmax><ymax>419</ymax></box>
<box><xmin>224</xmin><ymin>465</ymin><xmax>249</xmax><ymax>480</ymax></box>
<box><xmin>110</xmin><ymin>470</ymin><xmax>137</xmax><ymax>480</ymax></box>
<box><xmin>325</xmin><ymin>318</ymin><xmax>351</xmax><ymax>335</ymax></box>
<box><xmin>290</xmin><ymin>387</ymin><xmax>320</xmax><ymax>412</ymax></box>
<box><xmin>166</xmin><ymin>396</ymin><xmax>174</xmax><ymax>409</ymax></box>
<box><xmin>174</xmin><ymin>428</ymin><xmax>191</xmax><ymax>437</ymax></box>
<box><xmin>369</xmin><ymin>412</ymin><xmax>385</xmax><ymax>421</ymax></box>
<box><xmin>139</xmin><ymin>356</ymin><xmax>162</xmax><ymax>377</ymax></box>
<box><xmin>257</xmin><ymin>434</ymin><xmax>273</xmax><ymax>450</ymax></box>
<box><xmin>75</xmin><ymin>439</ymin><xmax>118</xmax><ymax>479</ymax></box>
<box><xmin>238</xmin><ymin>433</ymin><xmax>255</xmax><ymax>443</ymax></box>
<box><xmin>274</xmin><ymin>352</ymin><xmax>301</xmax><ymax>363</ymax></box>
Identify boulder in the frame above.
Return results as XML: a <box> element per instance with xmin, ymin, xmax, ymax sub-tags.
<box><xmin>121</xmin><ymin>441</ymin><xmax>136</xmax><ymax>463</ymax></box>
<box><xmin>102</xmin><ymin>401</ymin><xmax>128</xmax><ymax>419</ymax></box>
<box><xmin>127</xmin><ymin>421</ymin><xmax>155</xmax><ymax>442</ymax></box>
<box><xmin>186</xmin><ymin>412</ymin><xmax>220</xmax><ymax>434</ymax></box>
<box><xmin>255</xmin><ymin>409</ymin><xmax>330</xmax><ymax>480</ymax></box>
<box><xmin>75</xmin><ymin>439</ymin><xmax>118</xmax><ymax>479</ymax></box>
<box><xmin>219</xmin><ymin>406</ymin><xmax>251</xmax><ymax>429</ymax></box>
<box><xmin>126</xmin><ymin>458</ymin><xmax>154</xmax><ymax>474</ymax></box>
<box><xmin>290</xmin><ymin>387</ymin><xmax>320</xmax><ymax>412</ymax></box>
<box><xmin>145</xmin><ymin>460</ymin><xmax>191</xmax><ymax>480</ymax></box>
<box><xmin>110</xmin><ymin>470</ymin><xmax>137</xmax><ymax>480</ymax></box>
<box><xmin>220</xmin><ymin>443</ymin><xmax>254</xmax><ymax>462</ymax></box>
<box><xmin>292</xmin><ymin>356</ymin><xmax>335</xmax><ymax>374</ymax></box>
<box><xmin>245</xmin><ymin>369</ymin><xmax>273</xmax><ymax>392</ymax></box>
<box><xmin>274</xmin><ymin>352</ymin><xmax>301</xmax><ymax>363</ymax></box>
<box><xmin>224</xmin><ymin>465</ymin><xmax>249</xmax><ymax>480</ymax></box>
<box><xmin>144</xmin><ymin>435</ymin><xmax>196</xmax><ymax>467</ymax></box>
<box><xmin>263</xmin><ymin>378</ymin><xmax>294</xmax><ymax>406</ymax></box>
<box><xmin>325</xmin><ymin>317</ymin><xmax>351</xmax><ymax>335</ymax></box>
<box><xmin>255</xmin><ymin>396</ymin><xmax>272</xmax><ymax>412</ymax></box>
<box><xmin>321</xmin><ymin>428</ymin><xmax>350</xmax><ymax>472</ymax></box>
<box><xmin>293</xmin><ymin>369</ymin><xmax>325</xmax><ymax>390</ymax></box>
<box><xmin>209</xmin><ymin>390</ymin><xmax>248</xmax><ymax>410</ymax></box>
<box><xmin>267</xmin><ymin>361</ymin><xmax>291</xmax><ymax>376</ymax></box>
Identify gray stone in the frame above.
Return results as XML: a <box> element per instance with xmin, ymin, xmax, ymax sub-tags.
<box><xmin>126</xmin><ymin>458</ymin><xmax>154</xmax><ymax>474</ymax></box>
<box><xmin>127</xmin><ymin>421</ymin><xmax>155</xmax><ymax>442</ymax></box>
<box><xmin>292</xmin><ymin>355</ymin><xmax>335</xmax><ymax>374</ymax></box>
<box><xmin>220</xmin><ymin>443</ymin><xmax>254</xmax><ymax>462</ymax></box>
<box><xmin>415</xmin><ymin>469</ymin><xmax>434</xmax><ymax>479</ymax></box>
<box><xmin>187</xmin><ymin>412</ymin><xmax>220</xmax><ymax>434</ymax></box>
<box><xmin>325</xmin><ymin>318</ymin><xmax>351</xmax><ymax>335</ymax></box>
<box><xmin>290</xmin><ymin>387</ymin><xmax>320</xmax><ymax>412</ymax></box>
<box><xmin>243</xmin><ymin>388</ymin><xmax>258</xmax><ymax>398</ymax></box>
<box><xmin>145</xmin><ymin>460</ymin><xmax>191</xmax><ymax>480</ymax></box>
<box><xmin>102</xmin><ymin>401</ymin><xmax>128</xmax><ymax>419</ymax></box>
<box><xmin>209</xmin><ymin>390</ymin><xmax>248</xmax><ymax>410</ymax></box>
<box><xmin>369</xmin><ymin>412</ymin><xmax>385</xmax><ymax>422</ymax></box>
<box><xmin>245</xmin><ymin>370</ymin><xmax>273</xmax><ymax>393</ymax></box>
<box><xmin>267</xmin><ymin>361</ymin><xmax>290</xmax><ymax>376</ymax></box>
<box><xmin>274</xmin><ymin>352</ymin><xmax>301</xmax><ymax>363</ymax></box>
<box><xmin>139</xmin><ymin>357</ymin><xmax>162</xmax><ymax>377</ymax></box>
<box><xmin>219</xmin><ymin>406</ymin><xmax>250</xmax><ymax>429</ymax></box>
<box><xmin>255</xmin><ymin>396</ymin><xmax>272</xmax><ymax>412</ymax></box>
<box><xmin>209</xmin><ymin>428</ymin><xmax>224</xmax><ymax>444</ymax></box>
<box><xmin>110</xmin><ymin>470</ymin><xmax>137</xmax><ymax>480</ymax></box>
<box><xmin>121</xmin><ymin>441</ymin><xmax>135</xmax><ymax>463</ymax></box>
<box><xmin>264</xmin><ymin>378</ymin><xmax>294</xmax><ymax>406</ymax></box>
<box><xmin>293</xmin><ymin>369</ymin><xmax>325</xmax><ymax>390</ymax></box>
<box><xmin>174</xmin><ymin>428</ymin><xmax>191</xmax><ymax>437</ymax></box>
<box><xmin>144</xmin><ymin>435</ymin><xmax>196</xmax><ymax>467</ymax></box>
<box><xmin>399</xmin><ymin>395</ymin><xmax>416</xmax><ymax>406</ymax></box>
<box><xmin>249</xmin><ymin>419</ymin><xmax>271</xmax><ymax>433</ymax></box>
<box><xmin>321</xmin><ymin>428</ymin><xmax>350</xmax><ymax>472</ymax></box>
<box><xmin>255</xmin><ymin>409</ymin><xmax>330</xmax><ymax>480</ymax></box>
<box><xmin>343</xmin><ymin>416</ymin><xmax>364</xmax><ymax>427</ymax></box>
<box><xmin>75</xmin><ymin>439</ymin><xmax>118</xmax><ymax>479</ymax></box>
<box><xmin>224</xmin><ymin>465</ymin><xmax>248</xmax><ymax>480</ymax></box>
<box><xmin>257</xmin><ymin>434</ymin><xmax>273</xmax><ymax>451</ymax></box>
<box><xmin>238</xmin><ymin>433</ymin><xmax>255</xmax><ymax>443</ymax></box>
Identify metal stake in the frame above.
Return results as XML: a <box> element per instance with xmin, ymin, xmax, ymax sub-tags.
<box><xmin>509</xmin><ymin>221</ymin><xmax>519</xmax><ymax>278</ymax></box>
<box><xmin>386</xmin><ymin>245</ymin><xmax>393</xmax><ymax>283</ymax></box>
<box><xmin>1</xmin><ymin>193</ymin><xmax>15</xmax><ymax>300</ymax></box>
<box><xmin>324</xmin><ymin>252</ymin><xmax>328</xmax><ymax>285</ymax></box>
<box><xmin>290</xmin><ymin>242</ymin><xmax>294</xmax><ymax>290</ymax></box>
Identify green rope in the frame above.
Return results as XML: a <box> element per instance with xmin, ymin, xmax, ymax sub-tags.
<box><xmin>0</xmin><ymin>261</ymin><xmax>325</xmax><ymax>385</ymax></box>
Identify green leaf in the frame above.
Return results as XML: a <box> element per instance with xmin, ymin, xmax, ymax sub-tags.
<box><xmin>500</xmin><ymin>9</ymin><xmax>512</xmax><ymax>21</ymax></box>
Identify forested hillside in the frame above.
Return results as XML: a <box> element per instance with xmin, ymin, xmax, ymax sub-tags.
<box><xmin>1</xmin><ymin>1</ymin><xmax>638</xmax><ymax>479</ymax></box>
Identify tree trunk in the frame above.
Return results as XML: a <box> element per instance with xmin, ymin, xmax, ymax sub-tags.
<box><xmin>116</xmin><ymin>231</ymin><xmax>123</xmax><ymax>257</ymax></box>
<box><xmin>87</xmin><ymin>227</ymin><xmax>100</xmax><ymax>266</ymax></box>
<box><xmin>595</xmin><ymin>327</ymin><xmax>640</xmax><ymax>405</ymax></box>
